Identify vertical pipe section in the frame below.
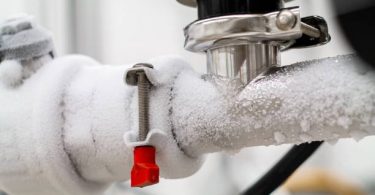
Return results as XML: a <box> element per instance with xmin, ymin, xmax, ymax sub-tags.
<box><xmin>207</xmin><ymin>43</ymin><xmax>280</xmax><ymax>85</ymax></box>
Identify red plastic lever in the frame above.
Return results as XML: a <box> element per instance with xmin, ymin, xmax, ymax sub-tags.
<box><xmin>131</xmin><ymin>146</ymin><xmax>159</xmax><ymax>187</ymax></box>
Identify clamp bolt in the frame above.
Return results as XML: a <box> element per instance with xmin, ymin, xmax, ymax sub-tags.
<box><xmin>125</xmin><ymin>63</ymin><xmax>159</xmax><ymax>188</ymax></box>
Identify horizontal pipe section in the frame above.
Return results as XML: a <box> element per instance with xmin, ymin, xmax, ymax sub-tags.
<box><xmin>171</xmin><ymin>54</ymin><xmax>375</xmax><ymax>157</ymax></box>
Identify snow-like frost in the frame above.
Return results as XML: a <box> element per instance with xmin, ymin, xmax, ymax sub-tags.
<box><xmin>172</xmin><ymin>55</ymin><xmax>375</xmax><ymax>156</ymax></box>
<box><xmin>0</xmin><ymin>60</ymin><xmax>22</xmax><ymax>87</ymax></box>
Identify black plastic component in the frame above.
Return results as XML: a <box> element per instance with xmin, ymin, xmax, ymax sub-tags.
<box><xmin>196</xmin><ymin>0</ymin><xmax>283</xmax><ymax>20</ymax></box>
<box><xmin>333</xmin><ymin>0</ymin><xmax>375</xmax><ymax>67</ymax></box>
<box><xmin>241</xmin><ymin>141</ymin><xmax>323</xmax><ymax>195</ymax></box>
<box><xmin>288</xmin><ymin>16</ymin><xmax>331</xmax><ymax>49</ymax></box>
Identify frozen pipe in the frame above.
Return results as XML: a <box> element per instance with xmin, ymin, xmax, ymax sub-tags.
<box><xmin>1</xmin><ymin>54</ymin><xmax>375</xmax><ymax>195</ymax></box>
<box><xmin>0</xmin><ymin>55</ymin><xmax>203</xmax><ymax>195</ymax></box>
<box><xmin>172</xmin><ymin>54</ymin><xmax>375</xmax><ymax>157</ymax></box>
<box><xmin>172</xmin><ymin>56</ymin><xmax>375</xmax><ymax>156</ymax></box>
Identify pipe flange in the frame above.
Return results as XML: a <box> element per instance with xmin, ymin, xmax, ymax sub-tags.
<box><xmin>184</xmin><ymin>7</ymin><xmax>302</xmax><ymax>52</ymax></box>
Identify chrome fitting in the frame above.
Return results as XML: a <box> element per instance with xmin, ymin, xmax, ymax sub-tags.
<box><xmin>184</xmin><ymin>8</ymin><xmax>301</xmax><ymax>85</ymax></box>
<box><xmin>184</xmin><ymin>8</ymin><xmax>301</xmax><ymax>52</ymax></box>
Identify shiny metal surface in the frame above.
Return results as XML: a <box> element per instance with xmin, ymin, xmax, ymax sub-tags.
<box><xmin>301</xmin><ymin>22</ymin><xmax>321</xmax><ymax>38</ymax></box>
<box><xmin>180</xmin><ymin>4</ymin><xmax>326</xmax><ymax>86</ymax></box>
<box><xmin>276</xmin><ymin>9</ymin><xmax>297</xmax><ymax>31</ymax></box>
<box><xmin>184</xmin><ymin>8</ymin><xmax>302</xmax><ymax>52</ymax></box>
<box><xmin>207</xmin><ymin>42</ymin><xmax>280</xmax><ymax>85</ymax></box>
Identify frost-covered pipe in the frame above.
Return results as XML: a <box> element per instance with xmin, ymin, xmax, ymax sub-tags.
<box><xmin>0</xmin><ymin>55</ymin><xmax>203</xmax><ymax>195</ymax></box>
<box><xmin>172</xmin><ymin>55</ymin><xmax>375</xmax><ymax>157</ymax></box>
<box><xmin>1</xmin><ymin>53</ymin><xmax>375</xmax><ymax>195</ymax></box>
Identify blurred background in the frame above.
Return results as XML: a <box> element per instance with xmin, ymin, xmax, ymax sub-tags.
<box><xmin>1</xmin><ymin>0</ymin><xmax>375</xmax><ymax>194</ymax></box>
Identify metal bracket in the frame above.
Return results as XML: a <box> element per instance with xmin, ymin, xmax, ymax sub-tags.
<box><xmin>125</xmin><ymin>63</ymin><xmax>153</xmax><ymax>86</ymax></box>
<box><xmin>184</xmin><ymin>7</ymin><xmax>302</xmax><ymax>52</ymax></box>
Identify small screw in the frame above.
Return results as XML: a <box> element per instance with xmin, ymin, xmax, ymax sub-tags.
<box><xmin>276</xmin><ymin>9</ymin><xmax>297</xmax><ymax>31</ymax></box>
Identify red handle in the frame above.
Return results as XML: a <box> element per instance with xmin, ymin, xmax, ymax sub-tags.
<box><xmin>131</xmin><ymin>146</ymin><xmax>159</xmax><ymax>187</ymax></box>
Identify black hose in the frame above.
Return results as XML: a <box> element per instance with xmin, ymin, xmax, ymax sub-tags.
<box><xmin>241</xmin><ymin>141</ymin><xmax>324</xmax><ymax>195</ymax></box>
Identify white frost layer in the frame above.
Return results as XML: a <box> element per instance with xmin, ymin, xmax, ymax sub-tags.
<box><xmin>0</xmin><ymin>54</ymin><xmax>204</xmax><ymax>195</ymax></box>
<box><xmin>0</xmin><ymin>60</ymin><xmax>23</xmax><ymax>87</ymax></box>
<box><xmin>0</xmin><ymin>55</ymin><xmax>107</xmax><ymax>195</ymax></box>
<box><xmin>2</xmin><ymin>53</ymin><xmax>375</xmax><ymax>194</ymax></box>
<box><xmin>62</xmin><ymin>55</ymin><xmax>203</xmax><ymax>183</ymax></box>
<box><xmin>172</xmin><ymin>55</ymin><xmax>375</xmax><ymax>157</ymax></box>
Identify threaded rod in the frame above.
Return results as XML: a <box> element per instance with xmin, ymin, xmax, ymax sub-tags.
<box><xmin>137</xmin><ymin>72</ymin><xmax>151</xmax><ymax>141</ymax></box>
